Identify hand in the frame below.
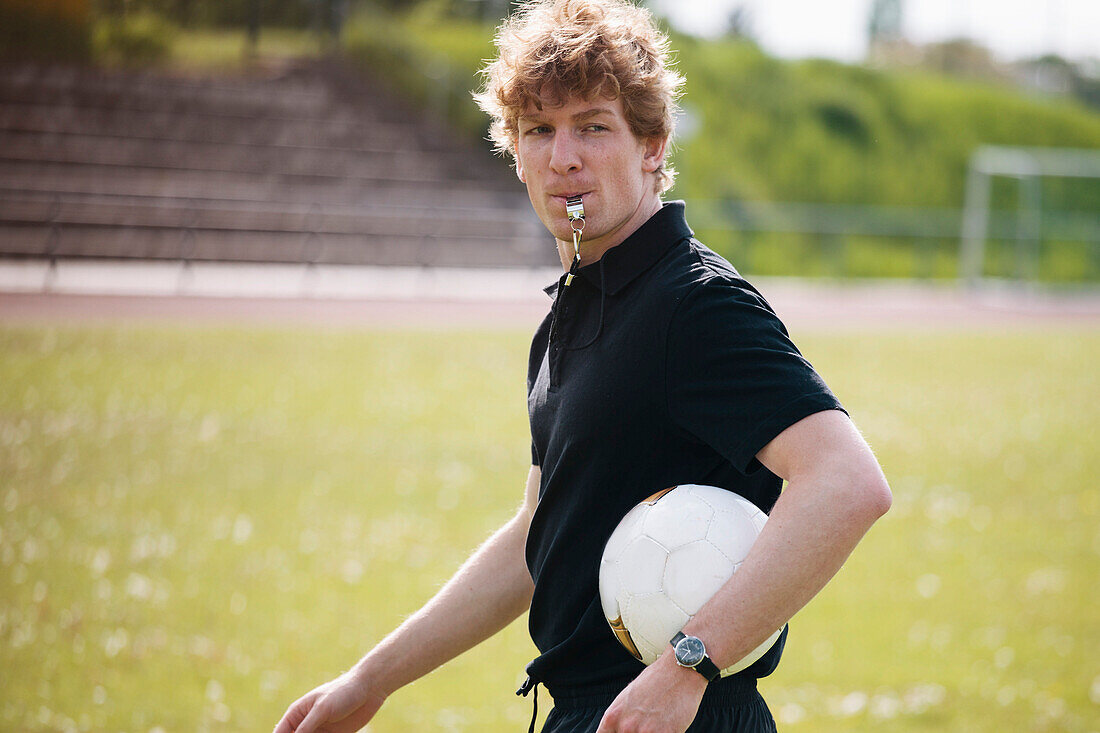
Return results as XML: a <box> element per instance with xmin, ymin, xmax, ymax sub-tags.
<box><xmin>595</xmin><ymin>654</ymin><xmax>707</xmax><ymax>733</ymax></box>
<box><xmin>273</xmin><ymin>669</ymin><xmax>387</xmax><ymax>733</ymax></box>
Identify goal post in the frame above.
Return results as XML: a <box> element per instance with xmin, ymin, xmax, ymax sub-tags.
<box><xmin>960</xmin><ymin>145</ymin><xmax>1100</xmax><ymax>287</ymax></box>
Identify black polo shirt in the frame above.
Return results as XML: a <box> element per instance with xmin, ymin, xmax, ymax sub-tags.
<box><xmin>523</xmin><ymin>201</ymin><xmax>844</xmax><ymax>697</ymax></box>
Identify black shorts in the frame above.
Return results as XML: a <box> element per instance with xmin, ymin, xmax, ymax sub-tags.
<box><xmin>539</xmin><ymin>677</ymin><xmax>776</xmax><ymax>733</ymax></box>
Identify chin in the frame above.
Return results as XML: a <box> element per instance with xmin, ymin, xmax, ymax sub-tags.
<box><xmin>539</xmin><ymin>218</ymin><xmax>575</xmax><ymax>242</ymax></box>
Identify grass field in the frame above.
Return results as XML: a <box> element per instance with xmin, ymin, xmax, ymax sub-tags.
<box><xmin>1</xmin><ymin>323</ymin><xmax>1098</xmax><ymax>732</ymax></box>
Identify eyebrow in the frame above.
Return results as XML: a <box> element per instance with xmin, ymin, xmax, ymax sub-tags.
<box><xmin>519</xmin><ymin>107</ymin><xmax>616</xmax><ymax>124</ymax></box>
<box><xmin>572</xmin><ymin>107</ymin><xmax>614</xmax><ymax>122</ymax></box>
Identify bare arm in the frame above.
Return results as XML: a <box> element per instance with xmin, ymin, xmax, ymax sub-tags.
<box><xmin>275</xmin><ymin>466</ymin><xmax>541</xmax><ymax>733</ymax></box>
<box><xmin>598</xmin><ymin>411</ymin><xmax>891</xmax><ymax>732</ymax></box>
<box><xmin>687</xmin><ymin>409</ymin><xmax>892</xmax><ymax>666</ymax></box>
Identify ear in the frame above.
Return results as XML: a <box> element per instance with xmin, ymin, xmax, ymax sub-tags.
<box><xmin>514</xmin><ymin>142</ymin><xmax>527</xmax><ymax>183</ymax></box>
<box><xmin>640</xmin><ymin>136</ymin><xmax>669</xmax><ymax>174</ymax></box>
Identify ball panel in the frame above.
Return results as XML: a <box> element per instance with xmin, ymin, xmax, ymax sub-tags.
<box><xmin>618</xmin><ymin>535</ymin><xmax>669</xmax><ymax>596</ymax></box>
<box><xmin>603</xmin><ymin>502</ymin><xmax>649</xmax><ymax>564</ymax></box>
<box><xmin>622</xmin><ymin>591</ymin><xmax>690</xmax><ymax>665</ymax></box>
<box><xmin>700</xmin><ymin>488</ymin><xmax>769</xmax><ymax>564</ymax></box>
<box><xmin>681</xmin><ymin>483</ymin><xmax>722</xmax><ymax>510</ymax></box>
<box><xmin>641</xmin><ymin>488</ymin><xmax>714</xmax><ymax>549</ymax></box>
<box><xmin>663</xmin><ymin>540</ymin><xmax>736</xmax><ymax>615</ymax></box>
<box><xmin>746</xmin><ymin>505</ymin><xmax>768</xmax><ymax>534</ymax></box>
<box><xmin>707</xmin><ymin>508</ymin><xmax>762</xmax><ymax>564</ymax></box>
<box><xmin>598</xmin><ymin>555</ymin><xmax>621</xmax><ymax>621</ymax></box>
<box><xmin>683</xmin><ymin>484</ymin><xmax>760</xmax><ymax>514</ymax></box>
<box><xmin>681</xmin><ymin>483</ymin><xmax>743</xmax><ymax>510</ymax></box>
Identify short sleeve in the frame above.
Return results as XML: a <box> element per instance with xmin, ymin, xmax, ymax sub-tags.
<box><xmin>665</xmin><ymin>278</ymin><xmax>844</xmax><ymax>474</ymax></box>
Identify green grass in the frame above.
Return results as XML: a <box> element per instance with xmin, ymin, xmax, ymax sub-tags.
<box><xmin>1</xmin><ymin>324</ymin><xmax>1098</xmax><ymax>731</ymax></box>
<box><xmin>168</xmin><ymin>28</ymin><xmax>326</xmax><ymax>71</ymax></box>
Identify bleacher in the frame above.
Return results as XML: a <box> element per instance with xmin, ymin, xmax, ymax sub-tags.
<box><xmin>0</xmin><ymin>59</ymin><xmax>552</xmax><ymax>269</ymax></box>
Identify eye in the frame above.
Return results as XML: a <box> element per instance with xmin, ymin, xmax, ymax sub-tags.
<box><xmin>584</xmin><ymin>124</ymin><xmax>609</xmax><ymax>132</ymax></box>
<box><xmin>524</xmin><ymin>125</ymin><xmax>551</xmax><ymax>135</ymax></box>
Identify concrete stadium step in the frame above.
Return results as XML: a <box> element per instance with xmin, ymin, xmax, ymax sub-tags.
<box><xmin>0</xmin><ymin>129</ymin><xmax>476</xmax><ymax>181</ymax></box>
<box><xmin>0</xmin><ymin>110</ymin><xmax>464</xmax><ymax>159</ymax></box>
<box><xmin>0</xmin><ymin>160</ymin><xmax>525</xmax><ymax>208</ymax></box>
<box><xmin>0</xmin><ymin>61</ymin><xmax>418</xmax><ymax>126</ymax></box>
<box><xmin>0</xmin><ymin>59</ymin><xmax>551</xmax><ymax>267</ymax></box>
<box><xmin>0</xmin><ymin>64</ymin><xmax>343</xmax><ymax>121</ymax></box>
<box><xmin>0</xmin><ymin>97</ymin><xmax>427</xmax><ymax>152</ymax></box>
<box><xmin>0</xmin><ymin>225</ymin><xmax>541</xmax><ymax>267</ymax></box>
<box><xmin>0</xmin><ymin>62</ymin><xmax>443</xmax><ymax>145</ymax></box>
<box><xmin>0</xmin><ymin>189</ymin><xmax>540</xmax><ymax>239</ymax></box>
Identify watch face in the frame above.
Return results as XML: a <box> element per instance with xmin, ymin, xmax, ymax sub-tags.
<box><xmin>675</xmin><ymin>636</ymin><xmax>706</xmax><ymax>667</ymax></box>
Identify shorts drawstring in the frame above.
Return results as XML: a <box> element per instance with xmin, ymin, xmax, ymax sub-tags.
<box><xmin>516</xmin><ymin>675</ymin><xmax>540</xmax><ymax>733</ymax></box>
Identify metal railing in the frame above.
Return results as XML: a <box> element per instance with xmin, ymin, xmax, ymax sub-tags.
<box><xmin>687</xmin><ymin>194</ymin><xmax>1100</xmax><ymax>283</ymax></box>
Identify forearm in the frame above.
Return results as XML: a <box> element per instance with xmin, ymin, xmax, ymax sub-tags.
<box><xmin>685</xmin><ymin>452</ymin><xmax>891</xmax><ymax>668</ymax></box>
<box><xmin>352</xmin><ymin>508</ymin><xmax>534</xmax><ymax>696</ymax></box>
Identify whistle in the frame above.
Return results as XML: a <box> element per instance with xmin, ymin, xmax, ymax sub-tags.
<box><xmin>566</xmin><ymin>195</ymin><xmax>585</xmax><ymax>223</ymax></box>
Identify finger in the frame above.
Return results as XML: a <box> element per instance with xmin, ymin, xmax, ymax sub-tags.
<box><xmin>274</xmin><ymin>694</ymin><xmax>318</xmax><ymax>733</ymax></box>
<box><xmin>273</xmin><ymin>703</ymin><xmax>306</xmax><ymax>733</ymax></box>
<box><xmin>294</xmin><ymin>699</ymin><xmax>330</xmax><ymax>733</ymax></box>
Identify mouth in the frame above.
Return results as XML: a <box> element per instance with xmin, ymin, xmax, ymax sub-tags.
<box><xmin>551</xmin><ymin>192</ymin><xmax>590</xmax><ymax>207</ymax></box>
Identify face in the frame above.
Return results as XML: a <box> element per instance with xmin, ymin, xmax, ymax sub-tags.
<box><xmin>514</xmin><ymin>95</ymin><xmax>667</xmax><ymax>265</ymax></box>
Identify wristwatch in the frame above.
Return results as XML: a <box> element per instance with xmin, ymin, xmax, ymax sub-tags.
<box><xmin>670</xmin><ymin>631</ymin><xmax>721</xmax><ymax>681</ymax></box>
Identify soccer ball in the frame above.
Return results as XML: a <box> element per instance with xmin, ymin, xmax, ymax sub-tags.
<box><xmin>598</xmin><ymin>484</ymin><xmax>785</xmax><ymax>676</ymax></box>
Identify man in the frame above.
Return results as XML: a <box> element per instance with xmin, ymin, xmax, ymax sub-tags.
<box><xmin>274</xmin><ymin>1</ymin><xmax>891</xmax><ymax>732</ymax></box>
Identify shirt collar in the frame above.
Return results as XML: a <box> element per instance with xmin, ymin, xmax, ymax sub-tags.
<box><xmin>542</xmin><ymin>201</ymin><xmax>693</xmax><ymax>298</ymax></box>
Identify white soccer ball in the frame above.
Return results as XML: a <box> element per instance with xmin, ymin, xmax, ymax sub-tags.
<box><xmin>598</xmin><ymin>484</ymin><xmax>785</xmax><ymax>676</ymax></box>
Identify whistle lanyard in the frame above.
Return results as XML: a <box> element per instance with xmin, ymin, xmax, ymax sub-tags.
<box><xmin>548</xmin><ymin>195</ymin><xmax>586</xmax><ymax>353</ymax></box>
<box><xmin>563</xmin><ymin>195</ymin><xmax>585</xmax><ymax>287</ymax></box>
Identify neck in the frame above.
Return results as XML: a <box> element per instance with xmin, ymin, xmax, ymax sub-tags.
<box><xmin>556</xmin><ymin>194</ymin><xmax>663</xmax><ymax>271</ymax></box>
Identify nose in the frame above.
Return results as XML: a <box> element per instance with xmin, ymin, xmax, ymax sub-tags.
<box><xmin>548</xmin><ymin>131</ymin><xmax>582</xmax><ymax>176</ymax></box>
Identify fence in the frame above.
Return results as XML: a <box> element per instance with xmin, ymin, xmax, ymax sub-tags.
<box><xmin>686</xmin><ymin>196</ymin><xmax>1099</xmax><ymax>284</ymax></box>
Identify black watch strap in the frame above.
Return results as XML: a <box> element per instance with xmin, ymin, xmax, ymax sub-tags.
<box><xmin>670</xmin><ymin>632</ymin><xmax>721</xmax><ymax>682</ymax></box>
<box><xmin>692</xmin><ymin>655</ymin><xmax>720</xmax><ymax>681</ymax></box>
